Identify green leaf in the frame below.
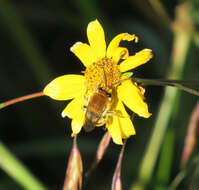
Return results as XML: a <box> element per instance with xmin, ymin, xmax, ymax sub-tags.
<box><xmin>121</xmin><ymin>72</ymin><xmax>133</xmax><ymax>78</ymax></box>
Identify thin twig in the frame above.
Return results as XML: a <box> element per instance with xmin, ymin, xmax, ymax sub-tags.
<box><xmin>0</xmin><ymin>91</ymin><xmax>44</xmax><ymax>109</ymax></box>
<box><xmin>111</xmin><ymin>140</ymin><xmax>127</xmax><ymax>190</ymax></box>
<box><xmin>181</xmin><ymin>102</ymin><xmax>199</xmax><ymax>166</ymax></box>
<box><xmin>133</xmin><ymin>78</ymin><xmax>199</xmax><ymax>96</ymax></box>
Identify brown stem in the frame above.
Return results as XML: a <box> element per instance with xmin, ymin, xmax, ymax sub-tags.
<box><xmin>181</xmin><ymin>102</ymin><xmax>199</xmax><ymax>166</ymax></box>
<box><xmin>133</xmin><ymin>78</ymin><xmax>199</xmax><ymax>96</ymax></box>
<box><xmin>0</xmin><ymin>91</ymin><xmax>45</xmax><ymax>109</ymax></box>
<box><xmin>111</xmin><ymin>140</ymin><xmax>127</xmax><ymax>190</ymax></box>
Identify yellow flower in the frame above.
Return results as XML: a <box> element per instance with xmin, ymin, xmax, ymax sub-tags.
<box><xmin>43</xmin><ymin>20</ymin><xmax>152</xmax><ymax>145</ymax></box>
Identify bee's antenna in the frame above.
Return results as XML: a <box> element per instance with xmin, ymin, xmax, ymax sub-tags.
<box><xmin>112</xmin><ymin>77</ymin><xmax>131</xmax><ymax>86</ymax></box>
<box><xmin>102</xmin><ymin>67</ymin><xmax>108</xmax><ymax>89</ymax></box>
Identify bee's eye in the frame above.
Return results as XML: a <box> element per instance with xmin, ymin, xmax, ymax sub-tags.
<box><xmin>106</xmin><ymin>93</ymin><xmax>112</xmax><ymax>98</ymax></box>
<box><xmin>98</xmin><ymin>87</ymin><xmax>103</xmax><ymax>91</ymax></box>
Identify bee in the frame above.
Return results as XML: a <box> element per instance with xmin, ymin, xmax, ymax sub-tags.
<box><xmin>83</xmin><ymin>66</ymin><xmax>130</xmax><ymax>132</ymax></box>
<box><xmin>83</xmin><ymin>64</ymin><xmax>116</xmax><ymax>132</ymax></box>
<box><xmin>83</xmin><ymin>87</ymin><xmax>112</xmax><ymax>132</ymax></box>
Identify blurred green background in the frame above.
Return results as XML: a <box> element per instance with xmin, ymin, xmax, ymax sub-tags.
<box><xmin>0</xmin><ymin>0</ymin><xmax>199</xmax><ymax>189</ymax></box>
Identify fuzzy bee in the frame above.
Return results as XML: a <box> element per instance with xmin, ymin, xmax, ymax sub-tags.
<box><xmin>83</xmin><ymin>87</ymin><xmax>112</xmax><ymax>132</ymax></box>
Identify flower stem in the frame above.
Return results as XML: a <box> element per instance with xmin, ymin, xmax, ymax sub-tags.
<box><xmin>0</xmin><ymin>92</ymin><xmax>44</xmax><ymax>110</ymax></box>
<box><xmin>133</xmin><ymin>78</ymin><xmax>199</xmax><ymax>96</ymax></box>
<box><xmin>111</xmin><ymin>140</ymin><xmax>126</xmax><ymax>190</ymax></box>
<box><xmin>181</xmin><ymin>102</ymin><xmax>199</xmax><ymax>166</ymax></box>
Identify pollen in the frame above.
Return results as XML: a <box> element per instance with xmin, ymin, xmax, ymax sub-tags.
<box><xmin>84</xmin><ymin>58</ymin><xmax>121</xmax><ymax>93</ymax></box>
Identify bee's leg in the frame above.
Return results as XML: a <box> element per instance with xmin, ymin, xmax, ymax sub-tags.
<box><xmin>84</xmin><ymin>89</ymin><xmax>89</xmax><ymax>101</ymax></box>
<box><xmin>112</xmin><ymin>77</ymin><xmax>132</xmax><ymax>86</ymax></box>
<box><xmin>83</xmin><ymin>90</ymin><xmax>89</xmax><ymax>111</ymax></box>
<box><xmin>107</xmin><ymin>111</ymin><xmax>127</xmax><ymax>118</ymax></box>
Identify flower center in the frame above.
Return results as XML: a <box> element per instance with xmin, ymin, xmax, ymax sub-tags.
<box><xmin>84</xmin><ymin>58</ymin><xmax>121</xmax><ymax>93</ymax></box>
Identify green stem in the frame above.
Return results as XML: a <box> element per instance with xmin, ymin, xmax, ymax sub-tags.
<box><xmin>0</xmin><ymin>142</ymin><xmax>47</xmax><ymax>190</ymax></box>
<box><xmin>133</xmin><ymin>78</ymin><xmax>199</xmax><ymax>96</ymax></box>
<box><xmin>168</xmin><ymin>170</ymin><xmax>186</xmax><ymax>190</ymax></box>
<box><xmin>133</xmin><ymin>78</ymin><xmax>199</xmax><ymax>86</ymax></box>
<box><xmin>154</xmin><ymin>127</ymin><xmax>175</xmax><ymax>190</ymax></box>
<box><xmin>131</xmin><ymin>3</ymin><xmax>192</xmax><ymax>189</ymax></box>
<box><xmin>168</xmin><ymin>155</ymin><xmax>199</xmax><ymax>189</ymax></box>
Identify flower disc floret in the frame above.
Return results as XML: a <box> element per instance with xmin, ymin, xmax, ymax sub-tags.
<box><xmin>84</xmin><ymin>58</ymin><xmax>121</xmax><ymax>93</ymax></box>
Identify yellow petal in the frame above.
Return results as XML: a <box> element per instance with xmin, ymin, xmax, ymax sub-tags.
<box><xmin>107</xmin><ymin>33</ymin><xmax>138</xmax><ymax>58</ymax></box>
<box><xmin>119</xmin><ymin>49</ymin><xmax>153</xmax><ymax>72</ymax></box>
<box><xmin>116</xmin><ymin>100</ymin><xmax>136</xmax><ymax>138</ymax></box>
<box><xmin>106</xmin><ymin>117</ymin><xmax>123</xmax><ymax>145</ymax></box>
<box><xmin>43</xmin><ymin>75</ymin><xmax>86</xmax><ymax>100</ymax></box>
<box><xmin>62</xmin><ymin>95</ymin><xmax>85</xmax><ymax>119</ymax></box>
<box><xmin>87</xmin><ymin>20</ymin><xmax>106</xmax><ymax>60</ymax></box>
<box><xmin>62</xmin><ymin>96</ymin><xmax>86</xmax><ymax>136</ymax></box>
<box><xmin>70</xmin><ymin>42</ymin><xmax>97</xmax><ymax>67</ymax></box>
<box><xmin>71</xmin><ymin>119</ymin><xmax>83</xmax><ymax>136</ymax></box>
<box><xmin>117</xmin><ymin>79</ymin><xmax>151</xmax><ymax>118</ymax></box>
<box><xmin>119</xmin><ymin>117</ymin><xmax>136</xmax><ymax>139</ymax></box>
<box><xmin>111</xmin><ymin>47</ymin><xmax>129</xmax><ymax>63</ymax></box>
